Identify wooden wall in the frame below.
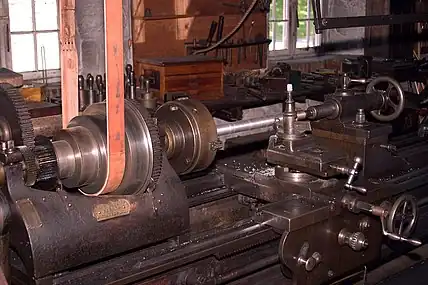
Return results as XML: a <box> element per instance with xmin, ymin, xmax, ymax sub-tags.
<box><xmin>132</xmin><ymin>0</ymin><xmax>268</xmax><ymax>71</ymax></box>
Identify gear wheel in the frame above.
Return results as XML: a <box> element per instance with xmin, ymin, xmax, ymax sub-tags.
<box><xmin>146</xmin><ymin>115</ymin><xmax>163</xmax><ymax>187</ymax></box>
<box><xmin>19</xmin><ymin>146</ymin><xmax>38</xmax><ymax>186</ymax></box>
<box><xmin>129</xmin><ymin>100</ymin><xmax>163</xmax><ymax>187</ymax></box>
<box><xmin>34</xmin><ymin>137</ymin><xmax>58</xmax><ymax>182</ymax></box>
<box><xmin>0</xmin><ymin>85</ymin><xmax>35</xmax><ymax>148</ymax></box>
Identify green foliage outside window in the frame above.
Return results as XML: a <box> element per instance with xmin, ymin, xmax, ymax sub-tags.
<box><xmin>269</xmin><ymin>0</ymin><xmax>313</xmax><ymax>41</ymax></box>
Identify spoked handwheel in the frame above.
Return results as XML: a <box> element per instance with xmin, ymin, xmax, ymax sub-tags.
<box><xmin>366</xmin><ymin>76</ymin><xmax>405</xmax><ymax>122</ymax></box>
<box><xmin>386</xmin><ymin>195</ymin><xmax>418</xmax><ymax>238</ymax></box>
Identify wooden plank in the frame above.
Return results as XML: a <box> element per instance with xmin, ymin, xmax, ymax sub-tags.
<box><xmin>133</xmin><ymin>0</ymin><xmax>263</xmax><ymax>19</ymax></box>
<box><xmin>59</xmin><ymin>0</ymin><xmax>78</xmax><ymax>127</ymax></box>
<box><xmin>165</xmin><ymin>72</ymin><xmax>222</xmax><ymax>90</ymax></box>
<box><xmin>99</xmin><ymin>0</ymin><xmax>126</xmax><ymax>195</ymax></box>
<box><xmin>138</xmin><ymin>61</ymin><xmax>222</xmax><ymax>77</ymax></box>
<box><xmin>164</xmin><ymin>62</ymin><xmax>222</xmax><ymax>76</ymax></box>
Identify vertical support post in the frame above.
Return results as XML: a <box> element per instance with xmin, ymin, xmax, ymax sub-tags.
<box><xmin>59</xmin><ymin>0</ymin><xmax>78</xmax><ymax>127</ymax></box>
<box><xmin>97</xmin><ymin>0</ymin><xmax>125</xmax><ymax>195</ymax></box>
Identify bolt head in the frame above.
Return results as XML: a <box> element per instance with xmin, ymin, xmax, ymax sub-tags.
<box><xmin>359</xmin><ymin>217</ymin><xmax>371</xmax><ymax>231</ymax></box>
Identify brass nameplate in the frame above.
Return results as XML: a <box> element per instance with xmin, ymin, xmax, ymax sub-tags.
<box><xmin>93</xmin><ymin>199</ymin><xmax>131</xmax><ymax>222</ymax></box>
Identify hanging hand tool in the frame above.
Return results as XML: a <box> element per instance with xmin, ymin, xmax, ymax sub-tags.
<box><xmin>206</xmin><ymin>21</ymin><xmax>218</xmax><ymax>47</ymax></box>
<box><xmin>258</xmin><ymin>44</ymin><xmax>264</xmax><ymax>68</ymax></box>
<box><xmin>237</xmin><ymin>39</ymin><xmax>242</xmax><ymax>64</ymax></box>
<box><xmin>224</xmin><ymin>41</ymin><xmax>229</xmax><ymax>65</ymax></box>
<box><xmin>86</xmin><ymin>74</ymin><xmax>96</xmax><ymax>105</ymax></box>
<box><xmin>78</xmin><ymin>75</ymin><xmax>86</xmax><ymax>112</ymax></box>
<box><xmin>255</xmin><ymin>34</ymin><xmax>265</xmax><ymax>68</ymax></box>
<box><xmin>247</xmin><ymin>20</ymin><xmax>255</xmax><ymax>58</ymax></box>
<box><xmin>125</xmin><ymin>65</ymin><xmax>132</xmax><ymax>92</ymax></box>
<box><xmin>216</xmin><ymin>16</ymin><xmax>225</xmax><ymax>58</ymax></box>
<box><xmin>96</xmin><ymin>75</ymin><xmax>105</xmax><ymax>102</ymax></box>
<box><xmin>129</xmin><ymin>70</ymin><xmax>136</xmax><ymax>99</ymax></box>
<box><xmin>229</xmin><ymin>40</ymin><xmax>234</xmax><ymax>66</ymax></box>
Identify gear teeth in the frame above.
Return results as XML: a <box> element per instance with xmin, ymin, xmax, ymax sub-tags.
<box><xmin>19</xmin><ymin>146</ymin><xmax>38</xmax><ymax>186</ymax></box>
<box><xmin>0</xmin><ymin>86</ymin><xmax>35</xmax><ymax>148</ymax></box>
<box><xmin>146</xmin><ymin>116</ymin><xmax>163</xmax><ymax>185</ymax></box>
<box><xmin>128</xmin><ymin>100</ymin><xmax>163</xmax><ymax>187</ymax></box>
<box><xmin>34</xmin><ymin>138</ymin><xmax>58</xmax><ymax>182</ymax></box>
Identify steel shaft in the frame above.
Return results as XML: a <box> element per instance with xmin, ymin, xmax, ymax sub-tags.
<box><xmin>215</xmin><ymin>114</ymin><xmax>283</xmax><ymax>137</ymax></box>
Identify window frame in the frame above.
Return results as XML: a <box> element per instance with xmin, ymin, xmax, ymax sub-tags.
<box><xmin>268</xmin><ymin>0</ymin><xmax>326</xmax><ymax>59</ymax></box>
<box><xmin>6</xmin><ymin>0</ymin><xmax>60</xmax><ymax>80</ymax></box>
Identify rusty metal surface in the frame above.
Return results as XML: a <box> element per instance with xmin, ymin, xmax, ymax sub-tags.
<box><xmin>31</xmin><ymin>115</ymin><xmax>62</xmax><ymax>138</ymax></box>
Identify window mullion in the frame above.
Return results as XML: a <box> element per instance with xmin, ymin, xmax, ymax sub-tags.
<box><xmin>31</xmin><ymin>0</ymin><xmax>38</xmax><ymax>71</ymax></box>
<box><xmin>307</xmin><ymin>0</ymin><xmax>311</xmax><ymax>47</ymax></box>
<box><xmin>284</xmin><ymin>0</ymin><xmax>288</xmax><ymax>51</ymax></box>
<box><xmin>289</xmin><ymin>0</ymin><xmax>297</xmax><ymax>55</ymax></box>
<box><xmin>272</xmin><ymin>0</ymin><xmax>276</xmax><ymax>50</ymax></box>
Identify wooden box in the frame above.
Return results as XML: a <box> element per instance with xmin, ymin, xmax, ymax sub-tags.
<box><xmin>136</xmin><ymin>56</ymin><xmax>224</xmax><ymax>101</ymax></box>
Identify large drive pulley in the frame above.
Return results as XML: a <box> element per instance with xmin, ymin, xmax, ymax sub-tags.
<box><xmin>53</xmin><ymin>100</ymin><xmax>162</xmax><ymax>195</ymax></box>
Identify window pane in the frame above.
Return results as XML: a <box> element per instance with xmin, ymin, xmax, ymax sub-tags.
<box><xmin>275</xmin><ymin>0</ymin><xmax>284</xmax><ymax>20</ymax></box>
<box><xmin>37</xmin><ymin>32</ymin><xmax>60</xmax><ymax>70</ymax></box>
<box><xmin>296</xmin><ymin>20</ymin><xmax>308</xmax><ymax>49</ymax></box>
<box><xmin>275</xmin><ymin>22</ymin><xmax>285</xmax><ymax>49</ymax></box>
<box><xmin>11</xmin><ymin>34</ymin><xmax>35</xmax><ymax>72</ymax></box>
<box><xmin>9</xmin><ymin>0</ymin><xmax>33</xmax><ymax>32</ymax></box>
<box><xmin>298</xmin><ymin>0</ymin><xmax>308</xmax><ymax>20</ymax></box>
<box><xmin>35</xmin><ymin>0</ymin><xmax>58</xmax><ymax>30</ymax></box>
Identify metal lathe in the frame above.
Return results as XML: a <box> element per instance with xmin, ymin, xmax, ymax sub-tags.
<box><xmin>0</xmin><ymin>72</ymin><xmax>427</xmax><ymax>285</ymax></box>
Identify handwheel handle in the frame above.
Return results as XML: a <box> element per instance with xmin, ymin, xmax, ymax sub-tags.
<box><xmin>386</xmin><ymin>194</ymin><xmax>418</xmax><ymax>238</ymax></box>
<box><xmin>367</xmin><ymin>76</ymin><xmax>405</xmax><ymax>122</ymax></box>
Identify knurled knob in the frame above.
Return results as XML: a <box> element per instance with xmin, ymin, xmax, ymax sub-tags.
<box><xmin>338</xmin><ymin>229</ymin><xmax>368</xmax><ymax>252</ymax></box>
<box><xmin>348</xmin><ymin>232</ymin><xmax>368</xmax><ymax>251</ymax></box>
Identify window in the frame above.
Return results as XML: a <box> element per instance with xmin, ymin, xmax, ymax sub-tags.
<box><xmin>269</xmin><ymin>0</ymin><xmax>322</xmax><ymax>55</ymax></box>
<box><xmin>8</xmin><ymin>0</ymin><xmax>60</xmax><ymax>73</ymax></box>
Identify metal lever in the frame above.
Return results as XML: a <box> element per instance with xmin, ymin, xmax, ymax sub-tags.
<box><xmin>344</xmin><ymin>157</ymin><xmax>367</xmax><ymax>194</ymax></box>
<box><xmin>332</xmin><ymin>157</ymin><xmax>367</xmax><ymax>194</ymax></box>
<box><xmin>339</xmin><ymin>73</ymin><xmax>368</xmax><ymax>90</ymax></box>
<box><xmin>296</xmin><ymin>242</ymin><xmax>322</xmax><ymax>272</ymax></box>
<box><xmin>381</xmin><ymin>218</ymin><xmax>421</xmax><ymax>246</ymax></box>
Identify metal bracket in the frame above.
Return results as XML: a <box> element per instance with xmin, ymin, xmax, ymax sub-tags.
<box><xmin>310</xmin><ymin>0</ymin><xmax>428</xmax><ymax>33</ymax></box>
